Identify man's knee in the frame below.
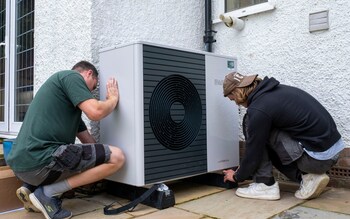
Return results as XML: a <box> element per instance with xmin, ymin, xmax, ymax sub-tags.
<box><xmin>108</xmin><ymin>146</ymin><xmax>125</xmax><ymax>168</ymax></box>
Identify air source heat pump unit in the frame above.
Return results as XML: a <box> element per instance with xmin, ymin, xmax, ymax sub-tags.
<box><xmin>99</xmin><ymin>42</ymin><xmax>239</xmax><ymax>187</ymax></box>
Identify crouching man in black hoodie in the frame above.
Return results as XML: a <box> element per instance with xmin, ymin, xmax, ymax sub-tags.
<box><xmin>222</xmin><ymin>72</ymin><xmax>344</xmax><ymax>200</ymax></box>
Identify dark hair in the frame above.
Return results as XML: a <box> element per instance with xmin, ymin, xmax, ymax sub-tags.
<box><xmin>72</xmin><ymin>60</ymin><xmax>98</xmax><ymax>77</ymax></box>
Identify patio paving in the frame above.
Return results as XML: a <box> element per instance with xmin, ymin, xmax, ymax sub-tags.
<box><xmin>0</xmin><ymin>180</ymin><xmax>349</xmax><ymax>219</ymax></box>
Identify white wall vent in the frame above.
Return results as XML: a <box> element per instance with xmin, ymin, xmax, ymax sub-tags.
<box><xmin>309</xmin><ymin>10</ymin><xmax>329</xmax><ymax>32</ymax></box>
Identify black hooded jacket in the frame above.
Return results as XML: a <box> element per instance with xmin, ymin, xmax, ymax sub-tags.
<box><xmin>235</xmin><ymin>77</ymin><xmax>341</xmax><ymax>182</ymax></box>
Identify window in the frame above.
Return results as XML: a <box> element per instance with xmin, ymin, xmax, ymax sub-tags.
<box><xmin>0</xmin><ymin>0</ymin><xmax>34</xmax><ymax>135</ymax></box>
<box><xmin>0</xmin><ymin>1</ymin><xmax>6</xmax><ymax>122</ymax></box>
<box><xmin>225</xmin><ymin>0</ymin><xmax>268</xmax><ymax>12</ymax></box>
<box><xmin>213</xmin><ymin>0</ymin><xmax>275</xmax><ymax>23</ymax></box>
<box><xmin>15</xmin><ymin>0</ymin><xmax>34</xmax><ymax>122</ymax></box>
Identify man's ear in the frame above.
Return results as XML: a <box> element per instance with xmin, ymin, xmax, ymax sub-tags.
<box><xmin>86</xmin><ymin>69</ymin><xmax>93</xmax><ymax>77</ymax></box>
<box><xmin>82</xmin><ymin>69</ymin><xmax>93</xmax><ymax>79</ymax></box>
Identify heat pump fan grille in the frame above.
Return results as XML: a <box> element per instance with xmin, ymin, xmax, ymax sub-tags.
<box><xmin>143</xmin><ymin>45</ymin><xmax>207</xmax><ymax>184</ymax></box>
<box><xmin>149</xmin><ymin>74</ymin><xmax>202</xmax><ymax>150</ymax></box>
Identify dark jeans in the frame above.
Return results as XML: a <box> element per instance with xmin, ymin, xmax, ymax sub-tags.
<box><xmin>254</xmin><ymin>130</ymin><xmax>338</xmax><ymax>184</ymax></box>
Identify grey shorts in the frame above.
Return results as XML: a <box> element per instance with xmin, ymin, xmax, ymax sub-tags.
<box><xmin>15</xmin><ymin>143</ymin><xmax>111</xmax><ymax>186</ymax></box>
<box><xmin>269</xmin><ymin>130</ymin><xmax>339</xmax><ymax>174</ymax></box>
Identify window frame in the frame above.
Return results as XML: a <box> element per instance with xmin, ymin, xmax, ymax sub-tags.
<box><xmin>0</xmin><ymin>0</ymin><xmax>10</xmax><ymax>133</ymax></box>
<box><xmin>0</xmin><ymin>0</ymin><xmax>34</xmax><ymax>136</ymax></box>
<box><xmin>213</xmin><ymin>0</ymin><xmax>276</xmax><ymax>24</ymax></box>
<box><xmin>9</xmin><ymin>0</ymin><xmax>21</xmax><ymax>133</ymax></box>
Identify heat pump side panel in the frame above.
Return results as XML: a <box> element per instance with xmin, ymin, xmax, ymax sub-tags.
<box><xmin>205</xmin><ymin>55</ymin><xmax>240</xmax><ymax>172</ymax></box>
<box><xmin>99</xmin><ymin>44</ymin><xmax>146</xmax><ymax>186</ymax></box>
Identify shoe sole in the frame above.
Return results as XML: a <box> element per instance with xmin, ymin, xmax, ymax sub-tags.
<box><xmin>29</xmin><ymin>193</ymin><xmax>51</xmax><ymax>219</ymax></box>
<box><xmin>16</xmin><ymin>187</ymin><xmax>40</xmax><ymax>213</ymax></box>
<box><xmin>307</xmin><ymin>175</ymin><xmax>330</xmax><ymax>199</ymax></box>
<box><xmin>29</xmin><ymin>193</ymin><xmax>72</xmax><ymax>219</ymax></box>
<box><xmin>235</xmin><ymin>190</ymin><xmax>280</xmax><ymax>200</ymax></box>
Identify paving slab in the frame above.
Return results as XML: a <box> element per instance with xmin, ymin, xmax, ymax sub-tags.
<box><xmin>74</xmin><ymin>209</ymin><xmax>131</xmax><ymax>219</ymax></box>
<box><xmin>169</xmin><ymin>181</ymin><xmax>225</xmax><ymax>204</ymax></box>
<box><xmin>78</xmin><ymin>192</ymin><xmax>125</xmax><ymax>206</ymax></box>
<box><xmin>0</xmin><ymin>197</ymin><xmax>105</xmax><ymax>219</ymax></box>
<box><xmin>1</xmin><ymin>181</ymin><xmax>349</xmax><ymax>219</ymax></box>
<box><xmin>78</xmin><ymin>180</ymin><xmax>224</xmax><ymax>217</ymax></box>
<box><xmin>63</xmin><ymin>197</ymin><xmax>105</xmax><ymax>216</ymax></box>
<box><xmin>0</xmin><ymin>210</ymin><xmax>42</xmax><ymax>219</ymax></box>
<box><xmin>177</xmin><ymin>189</ymin><xmax>304</xmax><ymax>219</ymax></box>
<box><xmin>301</xmin><ymin>187</ymin><xmax>350</xmax><ymax>215</ymax></box>
<box><xmin>122</xmin><ymin>203</ymin><xmax>158</xmax><ymax>217</ymax></box>
<box><xmin>0</xmin><ymin>195</ymin><xmax>111</xmax><ymax>218</ymax></box>
<box><xmin>78</xmin><ymin>192</ymin><xmax>157</xmax><ymax>217</ymax></box>
<box><xmin>135</xmin><ymin>207</ymin><xmax>204</xmax><ymax>219</ymax></box>
<box><xmin>272</xmin><ymin>206</ymin><xmax>350</xmax><ymax>219</ymax></box>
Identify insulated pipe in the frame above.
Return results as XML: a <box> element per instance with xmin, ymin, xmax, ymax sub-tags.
<box><xmin>204</xmin><ymin>0</ymin><xmax>216</xmax><ymax>52</ymax></box>
<box><xmin>219</xmin><ymin>14</ymin><xmax>245</xmax><ymax>30</ymax></box>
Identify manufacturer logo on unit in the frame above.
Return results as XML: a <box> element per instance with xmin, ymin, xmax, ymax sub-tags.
<box><xmin>214</xmin><ymin>79</ymin><xmax>224</xmax><ymax>86</ymax></box>
<box><xmin>218</xmin><ymin>159</ymin><xmax>229</xmax><ymax>163</ymax></box>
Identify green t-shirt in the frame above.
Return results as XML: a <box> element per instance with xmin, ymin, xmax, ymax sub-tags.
<box><xmin>7</xmin><ymin>70</ymin><xmax>94</xmax><ymax>172</ymax></box>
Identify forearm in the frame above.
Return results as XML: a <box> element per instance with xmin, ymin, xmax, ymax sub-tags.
<box><xmin>95</xmin><ymin>96</ymin><xmax>118</xmax><ymax>119</ymax></box>
<box><xmin>79</xmin><ymin>96</ymin><xmax>118</xmax><ymax>121</ymax></box>
<box><xmin>79</xmin><ymin>77</ymin><xmax>119</xmax><ymax>121</ymax></box>
<box><xmin>77</xmin><ymin>130</ymin><xmax>96</xmax><ymax>143</ymax></box>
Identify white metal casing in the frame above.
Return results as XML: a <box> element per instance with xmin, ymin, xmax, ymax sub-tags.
<box><xmin>99</xmin><ymin>42</ymin><xmax>239</xmax><ymax>186</ymax></box>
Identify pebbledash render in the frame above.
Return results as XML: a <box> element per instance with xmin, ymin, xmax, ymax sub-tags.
<box><xmin>30</xmin><ymin>0</ymin><xmax>349</xmax><ymax>147</ymax></box>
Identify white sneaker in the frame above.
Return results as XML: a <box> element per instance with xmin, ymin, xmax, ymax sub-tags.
<box><xmin>235</xmin><ymin>182</ymin><xmax>280</xmax><ymax>200</ymax></box>
<box><xmin>295</xmin><ymin>173</ymin><xmax>329</xmax><ymax>200</ymax></box>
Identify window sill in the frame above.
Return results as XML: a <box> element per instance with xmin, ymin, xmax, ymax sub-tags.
<box><xmin>0</xmin><ymin>133</ymin><xmax>17</xmax><ymax>139</ymax></box>
<box><xmin>213</xmin><ymin>1</ymin><xmax>276</xmax><ymax>24</ymax></box>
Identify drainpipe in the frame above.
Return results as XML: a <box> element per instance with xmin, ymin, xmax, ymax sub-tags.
<box><xmin>204</xmin><ymin>0</ymin><xmax>216</xmax><ymax>52</ymax></box>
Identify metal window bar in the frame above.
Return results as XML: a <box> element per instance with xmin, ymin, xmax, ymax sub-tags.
<box><xmin>0</xmin><ymin>0</ymin><xmax>5</xmax><ymax>121</ymax></box>
<box><xmin>15</xmin><ymin>0</ymin><xmax>34</xmax><ymax>122</ymax></box>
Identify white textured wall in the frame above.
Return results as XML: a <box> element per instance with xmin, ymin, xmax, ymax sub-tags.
<box><xmin>34</xmin><ymin>0</ymin><xmax>95</xmax><ymax>134</ymax></box>
<box><xmin>34</xmin><ymin>0</ymin><xmax>93</xmax><ymax>88</ymax></box>
<box><xmin>90</xmin><ymin>0</ymin><xmax>205</xmax><ymax>140</ymax></box>
<box><xmin>34</xmin><ymin>0</ymin><xmax>205</xmax><ymax>140</ymax></box>
<box><xmin>212</xmin><ymin>0</ymin><xmax>350</xmax><ymax>146</ymax></box>
<box><xmin>34</xmin><ymin>0</ymin><xmax>349</xmax><ymax>146</ymax></box>
<box><xmin>91</xmin><ymin>0</ymin><xmax>205</xmax><ymax>62</ymax></box>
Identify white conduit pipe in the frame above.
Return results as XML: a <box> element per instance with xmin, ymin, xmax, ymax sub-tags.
<box><xmin>219</xmin><ymin>14</ymin><xmax>245</xmax><ymax>30</ymax></box>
